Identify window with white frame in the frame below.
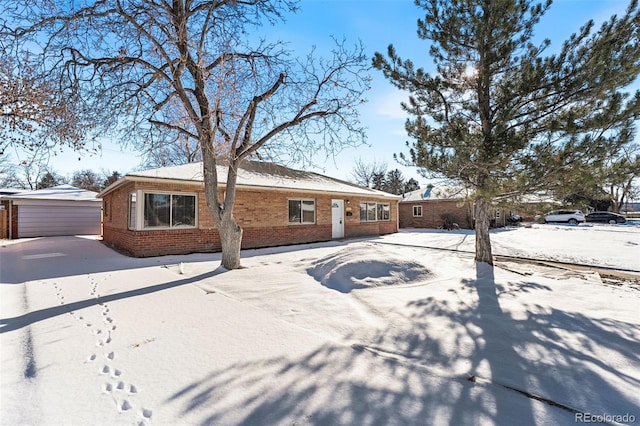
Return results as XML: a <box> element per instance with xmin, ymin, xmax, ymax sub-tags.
<box><xmin>377</xmin><ymin>203</ymin><xmax>390</xmax><ymax>221</ymax></box>
<box><xmin>128</xmin><ymin>193</ymin><xmax>137</xmax><ymax>230</ymax></box>
<box><xmin>129</xmin><ymin>191</ymin><xmax>197</xmax><ymax>230</ymax></box>
<box><xmin>288</xmin><ymin>199</ymin><xmax>315</xmax><ymax>224</ymax></box>
<box><xmin>413</xmin><ymin>205</ymin><xmax>422</xmax><ymax>217</ymax></box>
<box><xmin>360</xmin><ymin>202</ymin><xmax>391</xmax><ymax>222</ymax></box>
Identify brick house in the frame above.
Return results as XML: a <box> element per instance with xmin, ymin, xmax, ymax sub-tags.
<box><xmin>98</xmin><ymin>161</ymin><xmax>400</xmax><ymax>257</ymax></box>
<box><xmin>399</xmin><ymin>186</ymin><xmax>508</xmax><ymax>229</ymax></box>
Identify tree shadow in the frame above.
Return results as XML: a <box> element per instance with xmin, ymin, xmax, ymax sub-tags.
<box><xmin>164</xmin><ymin>263</ymin><xmax>640</xmax><ymax>424</ymax></box>
<box><xmin>0</xmin><ymin>235</ymin><xmax>372</xmax><ymax>284</ymax></box>
<box><xmin>401</xmin><ymin>264</ymin><xmax>640</xmax><ymax>422</ymax></box>
<box><xmin>0</xmin><ymin>267</ymin><xmax>228</xmax><ymax>333</ymax></box>
<box><xmin>163</xmin><ymin>343</ymin><xmax>552</xmax><ymax>426</ymax></box>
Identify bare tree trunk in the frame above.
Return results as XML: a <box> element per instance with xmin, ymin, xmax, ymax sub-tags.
<box><xmin>200</xmin><ymin>137</ymin><xmax>244</xmax><ymax>270</ymax></box>
<box><xmin>219</xmin><ymin>214</ymin><xmax>243</xmax><ymax>269</ymax></box>
<box><xmin>474</xmin><ymin>196</ymin><xmax>493</xmax><ymax>265</ymax></box>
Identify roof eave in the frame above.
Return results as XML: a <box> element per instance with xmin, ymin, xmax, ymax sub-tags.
<box><xmin>99</xmin><ymin>175</ymin><xmax>400</xmax><ymax>200</ymax></box>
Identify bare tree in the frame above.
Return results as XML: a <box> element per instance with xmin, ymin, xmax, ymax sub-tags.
<box><xmin>351</xmin><ymin>158</ymin><xmax>388</xmax><ymax>188</ymax></box>
<box><xmin>0</xmin><ymin>55</ymin><xmax>96</xmax><ymax>161</ymax></box>
<box><xmin>0</xmin><ymin>156</ymin><xmax>24</xmax><ymax>189</ymax></box>
<box><xmin>142</xmin><ymin>133</ymin><xmax>202</xmax><ymax>168</ymax></box>
<box><xmin>4</xmin><ymin>0</ymin><xmax>369</xmax><ymax>269</ymax></box>
<box><xmin>16</xmin><ymin>145</ymin><xmax>59</xmax><ymax>190</ymax></box>
<box><xmin>71</xmin><ymin>169</ymin><xmax>103</xmax><ymax>192</ymax></box>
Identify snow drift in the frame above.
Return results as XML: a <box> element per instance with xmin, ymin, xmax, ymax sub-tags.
<box><xmin>307</xmin><ymin>244</ymin><xmax>432</xmax><ymax>292</ymax></box>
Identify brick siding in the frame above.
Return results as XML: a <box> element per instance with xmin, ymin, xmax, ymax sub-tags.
<box><xmin>399</xmin><ymin>200</ymin><xmax>473</xmax><ymax>229</ymax></box>
<box><xmin>102</xmin><ymin>181</ymin><xmax>398</xmax><ymax>257</ymax></box>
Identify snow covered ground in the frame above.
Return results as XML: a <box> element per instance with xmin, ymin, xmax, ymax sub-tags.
<box><xmin>1</xmin><ymin>223</ymin><xmax>639</xmax><ymax>425</ymax></box>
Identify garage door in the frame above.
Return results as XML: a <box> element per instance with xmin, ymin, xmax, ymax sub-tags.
<box><xmin>18</xmin><ymin>205</ymin><xmax>101</xmax><ymax>237</ymax></box>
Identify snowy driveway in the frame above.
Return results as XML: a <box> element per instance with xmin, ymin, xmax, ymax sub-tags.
<box><xmin>1</xmin><ymin>231</ymin><xmax>639</xmax><ymax>425</ymax></box>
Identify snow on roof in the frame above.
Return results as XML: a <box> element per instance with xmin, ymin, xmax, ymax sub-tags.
<box><xmin>0</xmin><ymin>188</ymin><xmax>26</xmax><ymax>196</ymax></box>
<box><xmin>5</xmin><ymin>184</ymin><xmax>100</xmax><ymax>202</ymax></box>
<box><xmin>402</xmin><ymin>185</ymin><xmax>470</xmax><ymax>202</ymax></box>
<box><xmin>121</xmin><ymin>161</ymin><xmax>399</xmax><ymax>199</ymax></box>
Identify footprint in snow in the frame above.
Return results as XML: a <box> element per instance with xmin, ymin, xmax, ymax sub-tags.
<box><xmin>88</xmin><ymin>354</ymin><xmax>96</xmax><ymax>362</ymax></box>
<box><xmin>106</xmin><ymin>352</ymin><xmax>115</xmax><ymax>360</ymax></box>
<box><xmin>119</xmin><ymin>400</ymin><xmax>132</xmax><ymax>412</ymax></box>
<box><xmin>104</xmin><ymin>383</ymin><xmax>113</xmax><ymax>393</ymax></box>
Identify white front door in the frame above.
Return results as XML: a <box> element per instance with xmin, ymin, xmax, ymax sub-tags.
<box><xmin>331</xmin><ymin>199</ymin><xmax>344</xmax><ymax>239</ymax></box>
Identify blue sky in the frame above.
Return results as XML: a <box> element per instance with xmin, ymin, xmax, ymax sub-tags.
<box><xmin>31</xmin><ymin>0</ymin><xmax>635</xmax><ymax>186</ymax></box>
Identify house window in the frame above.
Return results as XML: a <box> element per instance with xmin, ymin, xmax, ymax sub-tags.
<box><xmin>134</xmin><ymin>192</ymin><xmax>197</xmax><ymax>229</ymax></box>
<box><xmin>288</xmin><ymin>199</ymin><xmax>315</xmax><ymax>224</ymax></box>
<box><xmin>144</xmin><ymin>193</ymin><xmax>196</xmax><ymax>228</ymax></box>
<box><xmin>360</xmin><ymin>202</ymin><xmax>391</xmax><ymax>222</ymax></box>
<box><xmin>128</xmin><ymin>193</ymin><xmax>137</xmax><ymax>230</ymax></box>
<box><xmin>413</xmin><ymin>205</ymin><xmax>422</xmax><ymax>217</ymax></box>
<box><xmin>378</xmin><ymin>203</ymin><xmax>390</xmax><ymax>221</ymax></box>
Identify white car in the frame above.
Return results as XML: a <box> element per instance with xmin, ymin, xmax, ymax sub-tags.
<box><xmin>544</xmin><ymin>210</ymin><xmax>585</xmax><ymax>225</ymax></box>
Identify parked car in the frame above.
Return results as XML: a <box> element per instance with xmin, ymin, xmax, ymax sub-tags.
<box><xmin>585</xmin><ymin>211</ymin><xmax>626</xmax><ymax>224</ymax></box>
<box><xmin>544</xmin><ymin>210</ymin><xmax>585</xmax><ymax>224</ymax></box>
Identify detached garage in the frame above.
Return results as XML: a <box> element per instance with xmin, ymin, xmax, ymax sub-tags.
<box><xmin>3</xmin><ymin>185</ymin><xmax>102</xmax><ymax>238</ymax></box>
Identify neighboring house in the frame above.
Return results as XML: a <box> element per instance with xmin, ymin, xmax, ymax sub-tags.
<box><xmin>1</xmin><ymin>185</ymin><xmax>102</xmax><ymax>238</ymax></box>
<box><xmin>98</xmin><ymin>161</ymin><xmax>400</xmax><ymax>257</ymax></box>
<box><xmin>399</xmin><ymin>185</ymin><xmax>520</xmax><ymax>229</ymax></box>
<box><xmin>400</xmin><ymin>186</ymin><xmax>562</xmax><ymax>229</ymax></box>
<box><xmin>399</xmin><ymin>186</ymin><xmax>476</xmax><ymax>229</ymax></box>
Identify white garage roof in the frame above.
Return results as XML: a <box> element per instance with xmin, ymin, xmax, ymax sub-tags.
<box><xmin>5</xmin><ymin>184</ymin><xmax>101</xmax><ymax>204</ymax></box>
<box><xmin>5</xmin><ymin>184</ymin><xmax>100</xmax><ymax>201</ymax></box>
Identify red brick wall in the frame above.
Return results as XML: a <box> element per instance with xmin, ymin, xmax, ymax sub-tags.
<box><xmin>399</xmin><ymin>200</ymin><xmax>473</xmax><ymax>229</ymax></box>
<box><xmin>101</xmin><ymin>181</ymin><xmax>398</xmax><ymax>257</ymax></box>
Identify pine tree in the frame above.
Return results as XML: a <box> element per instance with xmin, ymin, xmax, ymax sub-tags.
<box><xmin>404</xmin><ymin>178</ymin><xmax>420</xmax><ymax>194</ymax></box>
<box><xmin>371</xmin><ymin>172</ymin><xmax>386</xmax><ymax>191</ymax></box>
<box><xmin>383</xmin><ymin>169</ymin><xmax>406</xmax><ymax>195</ymax></box>
<box><xmin>374</xmin><ymin>0</ymin><xmax>640</xmax><ymax>264</ymax></box>
<box><xmin>36</xmin><ymin>172</ymin><xmax>62</xmax><ymax>189</ymax></box>
<box><xmin>102</xmin><ymin>171</ymin><xmax>122</xmax><ymax>190</ymax></box>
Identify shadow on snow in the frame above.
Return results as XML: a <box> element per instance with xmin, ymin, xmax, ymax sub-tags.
<box><xmin>164</xmin><ymin>264</ymin><xmax>640</xmax><ymax>425</ymax></box>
